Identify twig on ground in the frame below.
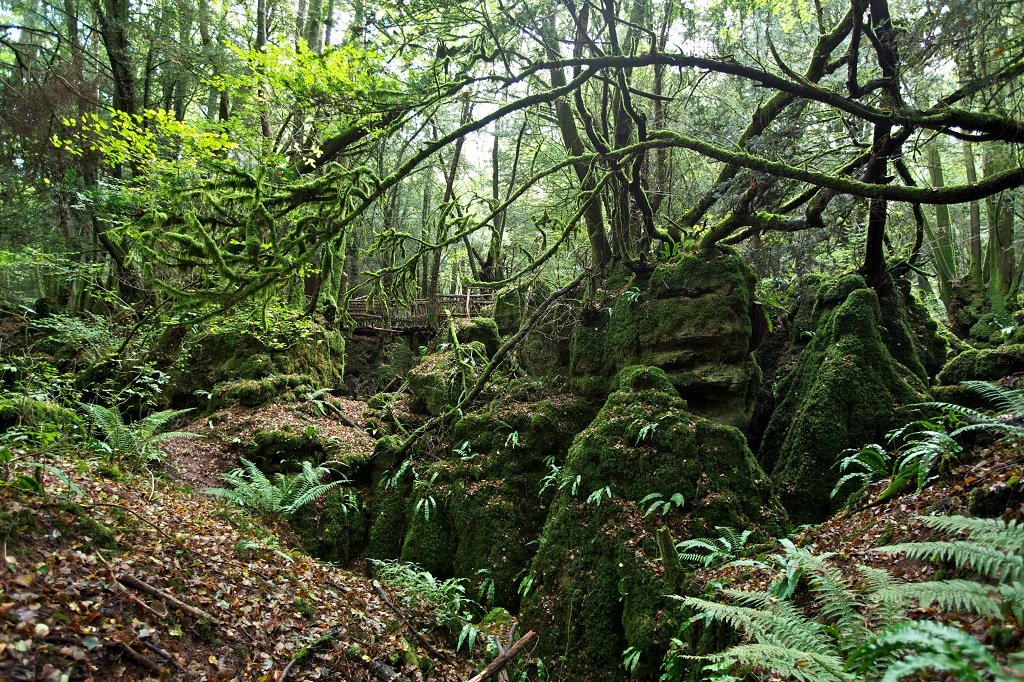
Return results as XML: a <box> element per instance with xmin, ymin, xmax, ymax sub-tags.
<box><xmin>372</xmin><ymin>581</ymin><xmax>451</xmax><ymax>662</ymax></box>
<box><xmin>117</xmin><ymin>573</ymin><xmax>224</xmax><ymax>625</ymax></box>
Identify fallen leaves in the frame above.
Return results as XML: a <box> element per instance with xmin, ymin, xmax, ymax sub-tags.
<box><xmin>0</xmin><ymin>456</ymin><xmax>474</xmax><ymax>681</ymax></box>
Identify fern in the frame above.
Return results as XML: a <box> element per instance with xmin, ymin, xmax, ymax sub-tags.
<box><xmin>873</xmin><ymin>514</ymin><xmax>1024</xmax><ymax>620</ymax></box>
<box><xmin>680</xmin><ymin>596</ymin><xmax>853</xmax><ymax>681</ymax></box>
<box><xmin>205</xmin><ymin>458</ymin><xmax>349</xmax><ymax>517</ymax></box>
<box><xmin>85</xmin><ymin>404</ymin><xmax>197</xmax><ymax>467</ymax></box>
<box><xmin>848</xmin><ymin>620</ymin><xmax>1016</xmax><ymax>682</ymax></box>
<box><xmin>876</xmin><ymin>540</ymin><xmax>1023</xmax><ymax>582</ymax></box>
<box><xmin>676</xmin><ymin>527</ymin><xmax>751</xmax><ymax>567</ymax></box>
<box><xmin>673</xmin><ymin>516</ymin><xmax>1024</xmax><ymax>682</ymax></box>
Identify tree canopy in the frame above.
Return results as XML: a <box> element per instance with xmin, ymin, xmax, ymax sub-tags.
<box><xmin>1</xmin><ymin>0</ymin><xmax>1022</xmax><ymax>327</ymax></box>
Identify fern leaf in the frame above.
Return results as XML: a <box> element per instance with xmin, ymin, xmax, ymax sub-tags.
<box><xmin>877</xmin><ymin>540</ymin><xmax>1024</xmax><ymax>582</ymax></box>
<box><xmin>702</xmin><ymin>643</ymin><xmax>854</xmax><ymax>682</ymax></box>
<box><xmin>874</xmin><ymin>580</ymin><xmax>1003</xmax><ymax>619</ymax></box>
<box><xmin>960</xmin><ymin>380</ymin><xmax>1024</xmax><ymax>417</ymax></box>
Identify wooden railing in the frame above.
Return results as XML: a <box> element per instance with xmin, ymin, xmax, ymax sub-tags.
<box><xmin>348</xmin><ymin>290</ymin><xmax>495</xmax><ymax>332</ymax></box>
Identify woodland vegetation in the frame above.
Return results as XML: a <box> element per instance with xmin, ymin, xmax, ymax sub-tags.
<box><xmin>2</xmin><ymin>0</ymin><xmax>1024</xmax><ymax>679</ymax></box>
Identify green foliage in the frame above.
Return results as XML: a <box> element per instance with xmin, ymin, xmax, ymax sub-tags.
<box><xmin>369</xmin><ymin>560</ymin><xmax>480</xmax><ymax>642</ymax></box>
<box><xmin>833</xmin><ymin>381</ymin><xmax>1024</xmax><ymax>503</ymax></box>
<box><xmin>671</xmin><ymin>514</ymin><xmax>1024</xmax><ymax>682</ymax></box>
<box><xmin>205</xmin><ymin>458</ymin><xmax>351</xmax><ymax>518</ymax></box>
<box><xmin>676</xmin><ymin>527</ymin><xmax>751</xmax><ymax>568</ymax></box>
<box><xmin>85</xmin><ymin>404</ymin><xmax>196</xmax><ymax>468</ymax></box>
<box><xmin>640</xmin><ymin>492</ymin><xmax>686</xmax><ymax>517</ymax></box>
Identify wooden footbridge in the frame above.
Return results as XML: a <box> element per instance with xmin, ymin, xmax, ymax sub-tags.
<box><xmin>348</xmin><ymin>290</ymin><xmax>495</xmax><ymax>333</ymax></box>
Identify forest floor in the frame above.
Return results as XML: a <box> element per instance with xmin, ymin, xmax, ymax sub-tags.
<box><xmin>0</xmin><ymin>445</ymin><xmax>482</xmax><ymax>681</ymax></box>
<box><xmin>3</xmin><ymin>394</ymin><xmax>1022</xmax><ymax>681</ymax></box>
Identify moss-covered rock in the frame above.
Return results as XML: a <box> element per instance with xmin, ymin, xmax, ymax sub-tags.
<box><xmin>569</xmin><ymin>249</ymin><xmax>761</xmax><ymax>428</ymax></box>
<box><xmin>407</xmin><ymin>341</ymin><xmax>487</xmax><ymax>416</ymax></box>
<box><xmin>366</xmin><ymin>388</ymin><xmax>595</xmax><ymax>609</ymax></box>
<box><xmin>936</xmin><ymin>344</ymin><xmax>1024</xmax><ymax>385</ymax></box>
<box><xmin>442</xmin><ymin>318</ymin><xmax>501</xmax><ymax>358</ymax></box>
<box><xmin>0</xmin><ymin>396</ymin><xmax>81</xmax><ymax>434</ymax></box>
<box><xmin>208</xmin><ymin>374</ymin><xmax>315</xmax><ymax>410</ymax></box>
<box><xmin>161</xmin><ymin>320</ymin><xmax>345</xmax><ymax>403</ymax></box>
<box><xmin>293</xmin><ymin>488</ymin><xmax>368</xmax><ymax>564</ymax></box>
<box><xmin>759</xmin><ymin>276</ymin><xmax>929</xmax><ymax>523</ymax></box>
<box><xmin>347</xmin><ymin>340</ymin><xmax>419</xmax><ymax>396</ymax></box>
<box><xmin>520</xmin><ymin>366</ymin><xmax>786</xmax><ymax>680</ymax></box>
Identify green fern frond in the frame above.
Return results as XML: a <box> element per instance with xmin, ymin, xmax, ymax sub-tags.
<box><xmin>136</xmin><ymin>408</ymin><xmax>194</xmax><ymax>438</ymax></box>
<box><xmin>702</xmin><ymin>642</ymin><xmax>855</xmax><ymax>682</ymax></box>
<box><xmin>85</xmin><ymin>403</ymin><xmax>132</xmax><ymax>452</ymax></box>
<box><xmin>877</xmin><ymin>540</ymin><xmax>1023</xmax><ymax>582</ymax></box>
<box><xmin>848</xmin><ymin>620</ymin><xmax>1009</xmax><ymax>682</ymax></box>
<box><xmin>917</xmin><ymin>515</ymin><xmax>1024</xmax><ymax>552</ymax></box>
<box><xmin>960</xmin><ymin>380</ymin><xmax>1024</xmax><ymax>417</ymax></box>
<box><xmin>873</xmin><ymin>579</ymin><xmax>1003</xmax><ymax>619</ymax></box>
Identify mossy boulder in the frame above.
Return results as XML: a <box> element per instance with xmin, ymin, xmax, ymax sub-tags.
<box><xmin>0</xmin><ymin>393</ymin><xmax>80</xmax><ymax>430</ymax></box>
<box><xmin>367</xmin><ymin>389</ymin><xmax>595</xmax><ymax>609</ymax></box>
<box><xmin>208</xmin><ymin>374</ymin><xmax>315</xmax><ymax>410</ymax></box>
<box><xmin>441</xmin><ymin>317</ymin><xmax>501</xmax><ymax>358</ymax></box>
<box><xmin>520</xmin><ymin>366</ymin><xmax>786</xmax><ymax>680</ymax></box>
<box><xmin>162</xmin><ymin>321</ymin><xmax>345</xmax><ymax>403</ymax></box>
<box><xmin>293</xmin><ymin>488</ymin><xmax>368</xmax><ymax>564</ymax></box>
<box><xmin>243</xmin><ymin>423</ymin><xmax>369</xmax><ymax>472</ymax></box>
<box><xmin>569</xmin><ymin>249</ymin><xmax>761</xmax><ymax>428</ymax></box>
<box><xmin>347</xmin><ymin>340</ymin><xmax>419</xmax><ymax>396</ymax></box>
<box><xmin>936</xmin><ymin>344</ymin><xmax>1024</xmax><ymax>385</ymax></box>
<box><xmin>759</xmin><ymin>276</ymin><xmax>929</xmax><ymax>523</ymax></box>
<box><xmin>407</xmin><ymin>341</ymin><xmax>487</xmax><ymax>416</ymax></box>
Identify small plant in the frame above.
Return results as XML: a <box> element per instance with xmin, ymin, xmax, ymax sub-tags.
<box><xmin>676</xmin><ymin>527</ymin><xmax>751</xmax><ymax>568</ymax></box>
<box><xmin>454</xmin><ymin>440</ymin><xmax>477</xmax><ymax>460</ymax></box>
<box><xmin>517</xmin><ymin>574</ymin><xmax>535</xmax><ymax>599</ymax></box>
<box><xmin>370</xmin><ymin>560</ymin><xmax>480</xmax><ymax>644</ymax></box>
<box><xmin>623</xmin><ymin>645</ymin><xmax>641</xmax><ymax>674</ymax></box>
<box><xmin>505</xmin><ymin>430</ymin><xmax>520</xmax><ymax>449</ymax></box>
<box><xmin>622</xmin><ymin>287</ymin><xmax>643</xmax><ymax>305</ymax></box>
<box><xmin>587</xmin><ymin>485</ymin><xmax>613</xmax><ymax>506</ymax></box>
<box><xmin>84</xmin><ymin>404</ymin><xmax>197</xmax><ymax>467</ymax></box>
<box><xmin>633</xmin><ymin>416</ymin><xmax>666</xmax><ymax>444</ymax></box>
<box><xmin>307</xmin><ymin>387</ymin><xmax>342</xmax><ymax>417</ymax></box>
<box><xmin>205</xmin><ymin>458</ymin><xmax>350</xmax><ymax>517</ymax></box>
<box><xmin>475</xmin><ymin>568</ymin><xmax>496</xmax><ymax>606</ymax></box>
<box><xmin>640</xmin><ymin>492</ymin><xmax>686</xmax><ymax>517</ymax></box>
<box><xmin>539</xmin><ymin>456</ymin><xmax>561</xmax><ymax>497</ymax></box>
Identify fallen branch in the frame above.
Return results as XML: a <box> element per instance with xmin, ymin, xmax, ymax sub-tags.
<box><xmin>139</xmin><ymin>639</ymin><xmax>182</xmax><ymax>672</ymax></box>
<box><xmin>464</xmin><ymin>630</ymin><xmax>536</xmax><ymax>682</ymax></box>
<box><xmin>117</xmin><ymin>573</ymin><xmax>224</xmax><ymax>625</ymax></box>
<box><xmin>113</xmin><ymin>640</ymin><xmax>163</xmax><ymax>673</ymax></box>
<box><xmin>372</xmin><ymin>581</ymin><xmax>451</xmax><ymax>662</ymax></box>
<box><xmin>94</xmin><ymin>552</ymin><xmax>166</xmax><ymax>620</ymax></box>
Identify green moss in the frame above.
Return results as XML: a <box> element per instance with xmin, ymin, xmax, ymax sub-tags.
<box><xmin>367</xmin><ymin>473</ymin><xmax>411</xmax><ymax>561</ymax></box>
<box><xmin>208</xmin><ymin>373</ymin><xmax>314</xmax><ymax>410</ymax></box>
<box><xmin>759</xmin><ymin>278</ymin><xmax>928</xmax><ymax>523</ymax></box>
<box><xmin>444</xmin><ymin>318</ymin><xmax>501</xmax><ymax>358</ymax></box>
<box><xmin>0</xmin><ymin>396</ymin><xmax>81</xmax><ymax>434</ymax></box>
<box><xmin>243</xmin><ymin>426</ymin><xmax>322</xmax><ymax>471</ymax></box>
<box><xmin>936</xmin><ymin>344</ymin><xmax>1024</xmax><ymax>385</ymax></box>
<box><xmin>293</xmin><ymin>488</ymin><xmax>368</xmax><ymax>563</ymax></box>
<box><xmin>520</xmin><ymin>366</ymin><xmax>785</xmax><ymax>679</ymax></box>
<box><xmin>163</xmin><ymin>321</ymin><xmax>344</xmax><ymax>404</ymax></box>
<box><xmin>569</xmin><ymin>249</ymin><xmax>761</xmax><ymax>428</ymax></box>
<box><xmin>408</xmin><ymin>342</ymin><xmax>487</xmax><ymax>416</ymax></box>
